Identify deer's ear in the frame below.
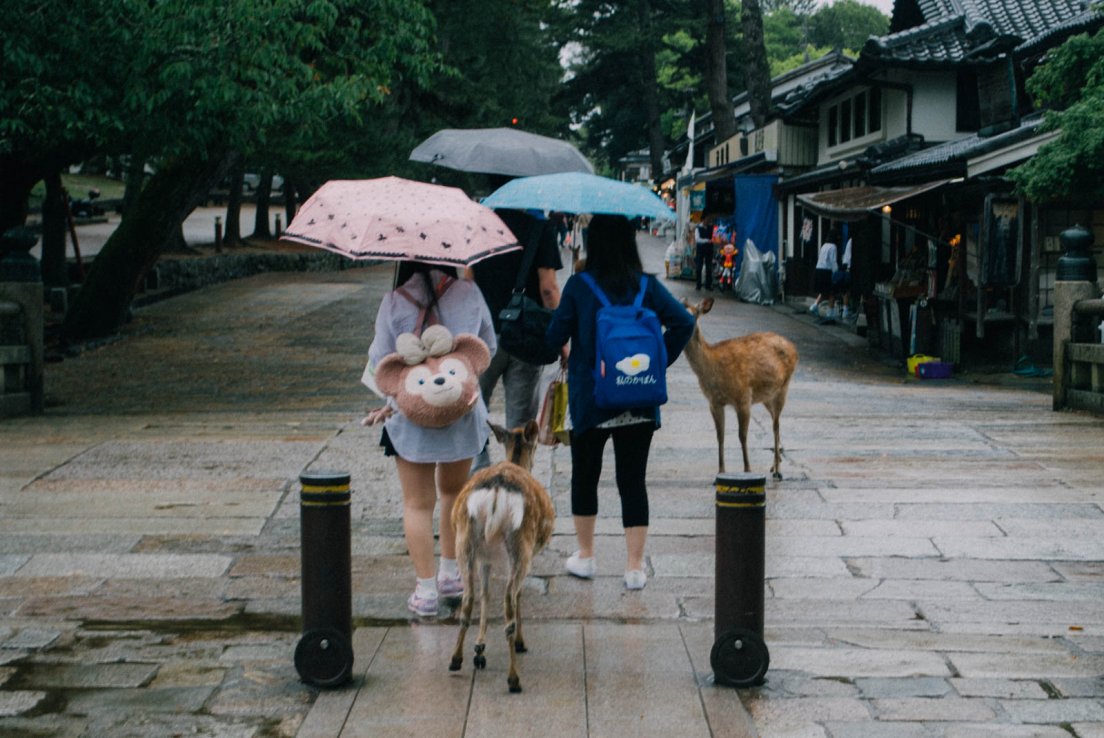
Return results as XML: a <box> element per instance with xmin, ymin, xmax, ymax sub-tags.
<box><xmin>702</xmin><ymin>298</ymin><xmax>715</xmax><ymax>313</ymax></box>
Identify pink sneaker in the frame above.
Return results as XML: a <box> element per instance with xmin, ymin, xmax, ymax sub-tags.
<box><xmin>407</xmin><ymin>590</ymin><xmax>439</xmax><ymax>617</ymax></box>
<box><xmin>437</xmin><ymin>572</ymin><xmax>464</xmax><ymax>599</ymax></box>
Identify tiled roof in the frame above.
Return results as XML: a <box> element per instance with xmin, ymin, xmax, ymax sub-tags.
<box><xmin>863</xmin><ymin>0</ymin><xmax>1099</xmax><ymax>67</ymax></box>
<box><xmin>868</xmin><ymin>112</ymin><xmax>1046</xmax><ymax>182</ymax></box>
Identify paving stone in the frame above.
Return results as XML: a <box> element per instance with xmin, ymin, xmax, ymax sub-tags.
<box><xmin>64</xmin><ymin>686</ymin><xmax>218</xmax><ymax>716</ymax></box>
<box><xmin>949</xmin><ymin>678</ymin><xmax>1050</xmax><ymax>699</ymax></box>
<box><xmin>0</xmin><ymin>690</ymin><xmax>47</xmax><ymax>717</ymax></box>
<box><xmin>823</xmin><ymin>721</ymin><xmax>930</xmax><ymax>737</ymax></box>
<box><xmin>920</xmin><ymin>600</ymin><xmax>1104</xmax><ymax>628</ymax></box>
<box><xmin>934</xmin><ymin>537</ymin><xmax>1104</xmax><ymax>561</ymax></box>
<box><xmin>770</xmin><ymin>646</ymin><xmax>951</xmax><ymax>678</ymax></box>
<box><xmin>951</xmin><ymin>652</ymin><xmax>1104</xmax><ymax>679</ymax></box>
<box><xmin>18</xmin><ymin>663</ymin><xmax>158</xmax><ymax>689</ymax></box>
<box><xmin>2</xmin><ymin>627</ymin><xmax>62</xmax><ymax>650</ymax></box>
<box><xmin>17</xmin><ymin>594</ymin><xmax>241</xmax><ymax>621</ymax></box>
<box><xmin>846</xmin><ymin>558</ymin><xmax>1061</xmax><ymax>583</ymax></box>
<box><xmin>15</xmin><ymin>553</ymin><xmax>231</xmax><ymax>579</ymax></box>
<box><xmin>854</xmin><ymin>677</ymin><xmax>951</xmax><ymax>698</ymax></box>
<box><xmin>1049</xmin><ymin>678</ymin><xmax>1104</xmax><ymax>698</ymax></box>
<box><xmin>0</xmin><ymin>556</ymin><xmax>28</xmax><ymax>575</ymax></box>
<box><xmin>827</xmin><ymin>630</ymin><xmax>1070</xmax><ymax>655</ymax></box>
<box><xmin>840</xmin><ymin>520</ymin><xmax>1003</xmax><ymax>538</ymax></box>
<box><xmin>1070</xmin><ymin>723</ymin><xmax>1104</xmax><ymax>738</ymax></box>
<box><xmin>872</xmin><ymin>697</ymin><xmax>995</xmax><ymax>721</ymax></box>
<box><xmin>0</xmin><ymin>534</ymin><xmax>140</xmax><ymax>555</ymax></box>
<box><xmin>943</xmin><ymin>724</ymin><xmax>1072</xmax><ymax>737</ymax></box>
<box><xmin>974</xmin><ymin>581</ymin><xmax>1104</xmax><ymax>602</ymax></box>
<box><xmin>999</xmin><ymin>697</ymin><xmax>1104</xmax><ymax>723</ymax></box>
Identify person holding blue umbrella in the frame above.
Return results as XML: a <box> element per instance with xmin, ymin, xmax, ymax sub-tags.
<box><xmin>545</xmin><ymin>215</ymin><xmax>694</xmax><ymax>590</ymax></box>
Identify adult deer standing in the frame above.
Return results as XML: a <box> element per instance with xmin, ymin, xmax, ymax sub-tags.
<box><xmin>682</xmin><ymin>298</ymin><xmax>798</xmax><ymax>479</ymax></box>
<box><xmin>448</xmin><ymin>420</ymin><xmax>555</xmax><ymax>693</ymax></box>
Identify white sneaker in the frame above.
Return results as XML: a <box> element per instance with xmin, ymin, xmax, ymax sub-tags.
<box><xmin>624</xmin><ymin>570</ymin><xmax>647</xmax><ymax>590</ymax></box>
<box><xmin>808</xmin><ymin>302</ymin><xmax>819</xmax><ymax>316</ymax></box>
<box><xmin>565</xmin><ymin>552</ymin><xmax>596</xmax><ymax>579</ymax></box>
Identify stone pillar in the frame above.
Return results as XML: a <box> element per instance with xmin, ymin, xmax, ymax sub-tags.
<box><xmin>0</xmin><ymin>228</ymin><xmax>45</xmax><ymax>416</ymax></box>
<box><xmin>1053</xmin><ymin>225</ymin><xmax>1101</xmax><ymax>411</ymax></box>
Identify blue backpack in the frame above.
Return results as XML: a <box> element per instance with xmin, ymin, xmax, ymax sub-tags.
<box><xmin>579</xmin><ymin>272</ymin><xmax>668</xmax><ymax>410</ymax></box>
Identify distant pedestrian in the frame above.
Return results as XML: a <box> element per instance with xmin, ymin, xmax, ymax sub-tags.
<box><xmin>694</xmin><ymin>216</ymin><xmax>715</xmax><ymax>291</ymax></box>
<box><xmin>809</xmin><ymin>229</ymin><xmax>839</xmax><ymax>322</ymax></box>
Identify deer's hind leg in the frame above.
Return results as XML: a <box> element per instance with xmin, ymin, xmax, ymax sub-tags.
<box><xmin>709</xmin><ymin>402</ymin><xmax>727</xmax><ymax>473</ymax></box>
<box><xmin>736</xmin><ymin>400</ymin><xmax>752</xmax><ymax>473</ymax></box>
<box><xmin>449</xmin><ymin>532</ymin><xmax>478</xmax><ymax>671</ymax></box>
<box><xmin>472</xmin><ymin>561</ymin><xmax>492</xmax><ymax>669</ymax></box>
<box><xmin>503</xmin><ymin>540</ymin><xmax>533</xmax><ymax>693</ymax></box>
<box><xmin>767</xmin><ymin>382</ymin><xmax>791</xmax><ymax>480</ymax></box>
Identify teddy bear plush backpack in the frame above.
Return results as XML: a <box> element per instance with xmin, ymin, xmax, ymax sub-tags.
<box><xmin>370</xmin><ymin>277</ymin><xmax>491</xmax><ymax>428</ymax></box>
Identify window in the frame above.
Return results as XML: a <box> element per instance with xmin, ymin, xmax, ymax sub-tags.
<box><xmin>827</xmin><ymin>87</ymin><xmax>882</xmax><ymax>149</ymax></box>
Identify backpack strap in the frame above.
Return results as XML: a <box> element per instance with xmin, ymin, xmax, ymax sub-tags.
<box><xmin>395</xmin><ymin>275</ymin><xmax>454</xmax><ymax>335</ymax></box>
<box><xmin>581</xmin><ymin>272</ymin><xmax>648</xmax><ymax>309</ymax></box>
<box><xmin>633</xmin><ymin>275</ymin><xmax>648</xmax><ymax>308</ymax></box>
<box><xmin>510</xmin><ymin>221</ymin><xmax>547</xmax><ymax>296</ymax></box>
<box><xmin>579</xmin><ymin>272</ymin><xmax>610</xmax><ymax>307</ymax></box>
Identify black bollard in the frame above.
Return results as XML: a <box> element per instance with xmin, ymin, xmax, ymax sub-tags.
<box><xmin>294</xmin><ymin>470</ymin><xmax>355</xmax><ymax>688</ymax></box>
<box><xmin>711</xmin><ymin>472</ymin><xmax>770</xmax><ymax>688</ymax></box>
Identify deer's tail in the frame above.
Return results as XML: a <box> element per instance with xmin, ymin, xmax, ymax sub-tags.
<box><xmin>464</xmin><ymin>485</ymin><xmax>525</xmax><ymax>543</ymax></box>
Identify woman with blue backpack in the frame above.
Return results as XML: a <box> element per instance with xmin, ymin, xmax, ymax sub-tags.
<box><xmin>546</xmin><ymin>214</ymin><xmax>695</xmax><ymax>590</ymax></box>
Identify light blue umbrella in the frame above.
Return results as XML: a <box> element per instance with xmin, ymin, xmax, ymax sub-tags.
<box><xmin>482</xmin><ymin>172</ymin><xmax>675</xmax><ymax>221</ymax></box>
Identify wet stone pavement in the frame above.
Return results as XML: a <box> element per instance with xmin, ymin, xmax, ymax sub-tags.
<box><xmin>0</xmin><ymin>234</ymin><xmax>1102</xmax><ymax>737</ymax></box>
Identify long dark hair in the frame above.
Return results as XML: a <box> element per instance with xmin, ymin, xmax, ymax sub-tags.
<box><xmin>583</xmin><ymin>214</ymin><xmax>644</xmax><ymax>298</ymax></box>
<box><xmin>396</xmin><ymin>260</ymin><xmax>458</xmax><ymax>317</ymax></box>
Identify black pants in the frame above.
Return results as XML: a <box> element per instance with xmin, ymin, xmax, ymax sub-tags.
<box><xmin>570</xmin><ymin>423</ymin><xmax>655</xmax><ymax>528</ymax></box>
<box><xmin>695</xmin><ymin>244</ymin><xmax>714</xmax><ymax>288</ymax></box>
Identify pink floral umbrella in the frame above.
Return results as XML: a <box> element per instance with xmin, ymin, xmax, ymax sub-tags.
<box><xmin>280</xmin><ymin>177</ymin><xmax>521</xmax><ymax>267</ymax></box>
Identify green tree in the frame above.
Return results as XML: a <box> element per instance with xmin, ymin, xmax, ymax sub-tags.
<box><xmin>741</xmin><ymin>0</ymin><xmax>773</xmax><ymax>128</ymax></box>
<box><xmin>705</xmin><ymin>0</ymin><xmax>737</xmax><ymax>142</ymax></box>
<box><xmin>807</xmin><ymin>0</ymin><xmax>889</xmax><ymax>51</ymax></box>
<box><xmin>51</xmin><ymin>0</ymin><xmax>440</xmax><ymax>340</ymax></box>
<box><xmin>561</xmin><ymin>0</ymin><xmax>695</xmax><ymax>175</ymax></box>
<box><xmin>1008</xmin><ymin>28</ymin><xmax>1104</xmax><ymax>204</ymax></box>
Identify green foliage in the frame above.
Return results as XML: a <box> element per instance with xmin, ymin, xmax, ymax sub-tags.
<box><xmin>807</xmin><ymin>0</ymin><xmax>889</xmax><ymax>50</ymax></box>
<box><xmin>1008</xmin><ymin>29</ymin><xmax>1104</xmax><ymax>204</ymax></box>
<box><xmin>1</xmin><ymin>0</ymin><xmax>441</xmax><ymax>187</ymax></box>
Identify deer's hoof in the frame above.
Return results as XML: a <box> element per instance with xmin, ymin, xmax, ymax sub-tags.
<box><xmin>772</xmin><ymin>471</ymin><xmax>782</xmax><ymax>480</ymax></box>
<box><xmin>508</xmin><ymin>678</ymin><xmax>522</xmax><ymax>693</ymax></box>
<box><xmin>448</xmin><ymin>657</ymin><xmax>462</xmax><ymax>672</ymax></box>
<box><xmin>474</xmin><ymin>654</ymin><xmax>487</xmax><ymax>669</ymax></box>
<box><xmin>514</xmin><ymin>640</ymin><xmax>527</xmax><ymax>653</ymax></box>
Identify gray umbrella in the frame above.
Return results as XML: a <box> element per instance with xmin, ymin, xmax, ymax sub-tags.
<box><xmin>409</xmin><ymin>127</ymin><xmax>594</xmax><ymax>177</ymax></box>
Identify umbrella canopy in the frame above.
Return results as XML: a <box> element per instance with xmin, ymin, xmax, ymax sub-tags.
<box><xmin>481</xmin><ymin>172</ymin><xmax>675</xmax><ymax>221</ymax></box>
<box><xmin>409</xmin><ymin>127</ymin><xmax>594</xmax><ymax>177</ymax></box>
<box><xmin>280</xmin><ymin>177</ymin><xmax>521</xmax><ymax>268</ymax></box>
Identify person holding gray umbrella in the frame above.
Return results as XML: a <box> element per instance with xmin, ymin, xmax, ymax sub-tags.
<box><xmin>409</xmin><ymin>129</ymin><xmax>591</xmax><ymax>471</ymax></box>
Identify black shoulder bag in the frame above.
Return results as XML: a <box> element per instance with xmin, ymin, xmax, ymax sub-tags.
<box><xmin>497</xmin><ymin>222</ymin><xmax>561</xmax><ymax>366</ymax></box>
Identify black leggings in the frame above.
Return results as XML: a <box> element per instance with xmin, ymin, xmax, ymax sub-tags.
<box><xmin>570</xmin><ymin>423</ymin><xmax>655</xmax><ymax>528</ymax></box>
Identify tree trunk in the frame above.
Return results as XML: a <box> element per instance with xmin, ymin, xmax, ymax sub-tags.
<box><xmin>635</xmin><ymin>0</ymin><xmax>666</xmax><ymax>184</ymax></box>
<box><xmin>740</xmin><ymin>0</ymin><xmax>773</xmax><ymax>130</ymax></box>
<box><xmin>283</xmin><ymin>178</ymin><xmax>298</xmax><ymax>228</ymax></box>
<box><xmin>40</xmin><ymin>172</ymin><xmax>69</xmax><ymax>288</ymax></box>
<box><xmin>62</xmin><ymin>155</ymin><xmax>235</xmax><ymax>341</ymax></box>
<box><xmin>252</xmin><ymin>169</ymin><xmax>273</xmax><ymax>239</ymax></box>
<box><xmin>0</xmin><ymin>157</ymin><xmax>40</xmax><ymax>233</ymax></box>
<box><xmin>705</xmin><ymin>0</ymin><xmax>736</xmax><ymax>143</ymax></box>
<box><xmin>224</xmin><ymin>164</ymin><xmax>245</xmax><ymax>247</ymax></box>
<box><xmin>123</xmin><ymin>156</ymin><xmax>146</xmax><ymax>216</ymax></box>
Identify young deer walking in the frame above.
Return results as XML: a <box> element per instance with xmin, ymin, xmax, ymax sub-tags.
<box><xmin>682</xmin><ymin>298</ymin><xmax>798</xmax><ymax>479</ymax></box>
<box><xmin>449</xmin><ymin>420</ymin><xmax>555</xmax><ymax>693</ymax></box>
